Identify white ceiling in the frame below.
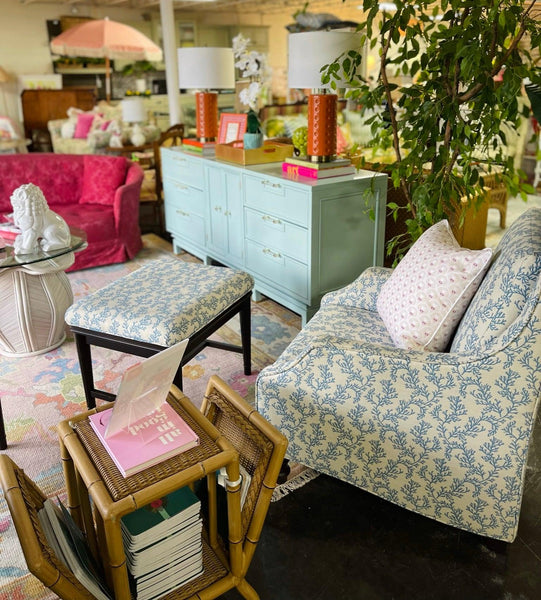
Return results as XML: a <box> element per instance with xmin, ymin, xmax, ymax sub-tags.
<box><xmin>18</xmin><ymin>0</ymin><xmax>347</xmax><ymax>16</ymax></box>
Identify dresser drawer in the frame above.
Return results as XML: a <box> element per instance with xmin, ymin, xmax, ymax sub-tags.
<box><xmin>244</xmin><ymin>207</ymin><xmax>308</xmax><ymax>264</ymax></box>
<box><xmin>164</xmin><ymin>199</ymin><xmax>205</xmax><ymax>246</ymax></box>
<box><xmin>163</xmin><ymin>178</ymin><xmax>205</xmax><ymax>217</ymax></box>
<box><xmin>244</xmin><ymin>174</ymin><xmax>309</xmax><ymax>226</ymax></box>
<box><xmin>161</xmin><ymin>150</ymin><xmax>204</xmax><ymax>188</ymax></box>
<box><xmin>245</xmin><ymin>239</ymin><xmax>308</xmax><ymax>301</ymax></box>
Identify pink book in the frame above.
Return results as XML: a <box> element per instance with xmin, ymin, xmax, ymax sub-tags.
<box><xmin>0</xmin><ymin>223</ymin><xmax>20</xmax><ymax>242</ymax></box>
<box><xmin>89</xmin><ymin>403</ymin><xmax>199</xmax><ymax>477</ymax></box>
<box><xmin>281</xmin><ymin>162</ymin><xmax>356</xmax><ymax>180</ymax></box>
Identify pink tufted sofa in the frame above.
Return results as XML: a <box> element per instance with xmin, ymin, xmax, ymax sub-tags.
<box><xmin>0</xmin><ymin>153</ymin><xmax>143</xmax><ymax>271</ymax></box>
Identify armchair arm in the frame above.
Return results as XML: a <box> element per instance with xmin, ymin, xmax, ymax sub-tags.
<box><xmin>113</xmin><ymin>161</ymin><xmax>144</xmax><ymax>257</ymax></box>
<box><xmin>47</xmin><ymin>118</ymin><xmax>66</xmax><ymax>140</ymax></box>
<box><xmin>322</xmin><ymin>266</ymin><xmax>393</xmax><ymax>312</ymax></box>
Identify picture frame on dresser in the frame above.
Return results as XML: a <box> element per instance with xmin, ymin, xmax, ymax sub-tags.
<box><xmin>218</xmin><ymin>113</ymin><xmax>247</xmax><ymax>144</ymax></box>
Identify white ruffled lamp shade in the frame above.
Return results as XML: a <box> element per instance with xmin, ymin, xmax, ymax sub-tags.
<box><xmin>288</xmin><ymin>31</ymin><xmax>362</xmax><ymax>161</ymax></box>
<box><xmin>177</xmin><ymin>47</ymin><xmax>235</xmax><ymax>141</ymax></box>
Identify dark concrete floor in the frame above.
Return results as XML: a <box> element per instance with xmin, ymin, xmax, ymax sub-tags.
<box><xmin>223</xmin><ymin>411</ymin><xmax>541</xmax><ymax>600</ymax></box>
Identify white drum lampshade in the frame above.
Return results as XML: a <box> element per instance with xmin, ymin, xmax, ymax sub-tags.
<box><xmin>121</xmin><ymin>97</ymin><xmax>146</xmax><ymax>123</ymax></box>
<box><xmin>178</xmin><ymin>47</ymin><xmax>235</xmax><ymax>141</ymax></box>
<box><xmin>288</xmin><ymin>31</ymin><xmax>362</xmax><ymax>161</ymax></box>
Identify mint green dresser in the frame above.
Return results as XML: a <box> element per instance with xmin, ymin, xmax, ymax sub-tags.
<box><xmin>161</xmin><ymin>147</ymin><xmax>387</xmax><ymax>324</ymax></box>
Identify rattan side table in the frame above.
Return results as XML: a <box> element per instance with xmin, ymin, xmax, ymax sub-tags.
<box><xmin>57</xmin><ymin>386</ymin><xmax>241</xmax><ymax>600</ymax></box>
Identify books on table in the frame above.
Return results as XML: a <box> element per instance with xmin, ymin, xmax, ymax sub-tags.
<box><xmin>282</xmin><ymin>158</ymin><xmax>356</xmax><ymax>180</ymax></box>
<box><xmin>182</xmin><ymin>138</ymin><xmax>216</xmax><ymax>156</ymax></box>
<box><xmin>0</xmin><ymin>222</ymin><xmax>20</xmax><ymax>243</ymax></box>
<box><xmin>121</xmin><ymin>486</ymin><xmax>204</xmax><ymax>600</ymax></box>
<box><xmin>285</xmin><ymin>156</ymin><xmax>353</xmax><ymax>169</ymax></box>
<box><xmin>39</xmin><ymin>498</ymin><xmax>112</xmax><ymax>600</ymax></box>
<box><xmin>89</xmin><ymin>402</ymin><xmax>199</xmax><ymax>477</ymax></box>
<box><xmin>88</xmin><ymin>338</ymin><xmax>199</xmax><ymax>477</ymax></box>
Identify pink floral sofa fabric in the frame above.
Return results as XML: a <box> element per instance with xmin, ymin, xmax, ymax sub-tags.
<box><xmin>0</xmin><ymin>153</ymin><xmax>143</xmax><ymax>271</ymax></box>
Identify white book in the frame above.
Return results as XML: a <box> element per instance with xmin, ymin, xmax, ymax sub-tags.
<box><xmin>136</xmin><ymin>551</ymin><xmax>203</xmax><ymax>600</ymax></box>
<box><xmin>126</xmin><ymin>526</ymin><xmax>202</xmax><ymax>576</ymax></box>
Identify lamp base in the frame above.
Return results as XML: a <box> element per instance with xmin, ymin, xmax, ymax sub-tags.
<box><xmin>307</xmin><ymin>93</ymin><xmax>337</xmax><ymax>162</ymax></box>
<box><xmin>195</xmin><ymin>91</ymin><xmax>218</xmax><ymax>142</ymax></box>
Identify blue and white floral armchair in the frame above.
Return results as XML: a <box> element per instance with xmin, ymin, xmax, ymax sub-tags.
<box><xmin>256</xmin><ymin>208</ymin><xmax>541</xmax><ymax>542</ymax></box>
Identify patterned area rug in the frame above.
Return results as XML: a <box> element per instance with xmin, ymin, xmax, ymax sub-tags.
<box><xmin>0</xmin><ymin>240</ymin><xmax>307</xmax><ymax>600</ymax></box>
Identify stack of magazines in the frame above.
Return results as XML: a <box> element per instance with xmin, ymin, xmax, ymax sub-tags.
<box><xmin>121</xmin><ymin>486</ymin><xmax>204</xmax><ymax>600</ymax></box>
<box><xmin>39</xmin><ymin>498</ymin><xmax>112</xmax><ymax>600</ymax></box>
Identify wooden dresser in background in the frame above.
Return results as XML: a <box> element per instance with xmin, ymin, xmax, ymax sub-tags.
<box><xmin>21</xmin><ymin>88</ymin><xmax>96</xmax><ymax>151</ymax></box>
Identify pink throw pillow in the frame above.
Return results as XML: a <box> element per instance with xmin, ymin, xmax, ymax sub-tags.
<box><xmin>79</xmin><ymin>155</ymin><xmax>127</xmax><ymax>206</ymax></box>
<box><xmin>73</xmin><ymin>112</ymin><xmax>95</xmax><ymax>139</ymax></box>
<box><xmin>376</xmin><ymin>220</ymin><xmax>493</xmax><ymax>351</ymax></box>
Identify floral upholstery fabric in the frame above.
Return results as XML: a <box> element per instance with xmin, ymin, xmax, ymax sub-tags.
<box><xmin>65</xmin><ymin>259</ymin><xmax>254</xmax><ymax>346</ymax></box>
<box><xmin>451</xmin><ymin>210</ymin><xmax>541</xmax><ymax>355</ymax></box>
<box><xmin>0</xmin><ymin>154</ymin><xmax>84</xmax><ymax>210</ymax></box>
<box><xmin>79</xmin><ymin>155</ymin><xmax>128</xmax><ymax>206</ymax></box>
<box><xmin>256</xmin><ymin>208</ymin><xmax>541</xmax><ymax>542</ymax></box>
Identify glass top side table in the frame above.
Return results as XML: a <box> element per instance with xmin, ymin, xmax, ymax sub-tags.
<box><xmin>0</xmin><ymin>229</ymin><xmax>87</xmax><ymax>356</ymax></box>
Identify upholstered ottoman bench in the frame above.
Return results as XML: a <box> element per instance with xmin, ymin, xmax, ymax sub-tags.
<box><xmin>65</xmin><ymin>258</ymin><xmax>254</xmax><ymax>409</ymax></box>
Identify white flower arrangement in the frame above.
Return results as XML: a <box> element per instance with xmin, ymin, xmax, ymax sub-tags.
<box><xmin>232</xmin><ymin>33</ymin><xmax>271</xmax><ymax>111</ymax></box>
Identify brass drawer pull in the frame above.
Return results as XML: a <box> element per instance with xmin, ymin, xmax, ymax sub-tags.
<box><xmin>262</xmin><ymin>215</ymin><xmax>282</xmax><ymax>225</ymax></box>
<box><xmin>262</xmin><ymin>248</ymin><xmax>282</xmax><ymax>259</ymax></box>
<box><xmin>176</xmin><ymin>209</ymin><xmax>190</xmax><ymax>217</ymax></box>
<box><xmin>261</xmin><ymin>180</ymin><xmax>282</xmax><ymax>189</ymax></box>
<box><xmin>174</xmin><ymin>183</ymin><xmax>189</xmax><ymax>191</ymax></box>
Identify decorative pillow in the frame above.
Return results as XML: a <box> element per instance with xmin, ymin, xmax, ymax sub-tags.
<box><xmin>376</xmin><ymin>220</ymin><xmax>493</xmax><ymax>351</ymax></box>
<box><xmin>87</xmin><ymin>129</ymin><xmax>112</xmax><ymax>150</ymax></box>
<box><xmin>60</xmin><ymin>120</ymin><xmax>76</xmax><ymax>139</ymax></box>
<box><xmin>79</xmin><ymin>155</ymin><xmax>127</xmax><ymax>206</ymax></box>
<box><xmin>73</xmin><ymin>112</ymin><xmax>95</xmax><ymax>139</ymax></box>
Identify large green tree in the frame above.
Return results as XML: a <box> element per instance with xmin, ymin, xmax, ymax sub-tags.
<box><xmin>326</xmin><ymin>0</ymin><xmax>541</xmax><ymax>258</ymax></box>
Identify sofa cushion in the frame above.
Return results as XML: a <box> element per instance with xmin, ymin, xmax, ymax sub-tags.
<box><xmin>377</xmin><ymin>220</ymin><xmax>492</xmax><ymax>352</ymax></box>
<box><xmin>80</xmin><ymin>155</ymin><xmax>127</xmax><ymax>205</ymax></box>
<box><xmin>54</xmin><ymin>203</ymin><xmax>117</xmax><ymax>242</ymax></box>
<box><xmin>451</xmin><ymin>207</ymin><xmax>541</xmax><ymax>354</ymax></box>
<box><xmin>74</xmin><ymin>112</ymin><xmax>95</xmax><ymax>139</ymax></box>
<box><xmin>0</xmin><ymin>154</ymin><xmax>84</xmax><ymax>211</ymax></box>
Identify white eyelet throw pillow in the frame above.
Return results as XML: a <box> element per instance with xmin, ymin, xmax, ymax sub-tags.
<box><xmin>377</xmin><ymin>220</ymin><xmax>493</xmax><ymax>351</ymax></box>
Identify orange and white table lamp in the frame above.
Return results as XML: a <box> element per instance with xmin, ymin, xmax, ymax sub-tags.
<box><xmin>288</xmin><ymin>31</ymin><xmax>362</xmax><ymax>163</ymax></box>
<box><xmin>177</xmin><ymin>47</ymin><xmax>235</xmax><ymax>143</ymax></box>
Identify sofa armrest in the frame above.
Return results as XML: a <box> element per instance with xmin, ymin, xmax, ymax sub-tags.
<box><xmin>113</xmin><ymin>161</ymin><xmax>144</xmax><ymax>241</ymax></box>
<box><xmin>321</xmin><ymin>266</ymin><xmax>393</xmax><ymax>312</ymax></box>
<box><xmin>47</xmin><ymin>118</ymin><xmax>66</xmax><ymax>141</ymax></box>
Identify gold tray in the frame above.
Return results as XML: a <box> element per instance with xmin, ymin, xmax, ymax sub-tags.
<box><xmin>215</xmin><ymin>141</ymin><xmax>294</xmax><ymax>165</ymax></box>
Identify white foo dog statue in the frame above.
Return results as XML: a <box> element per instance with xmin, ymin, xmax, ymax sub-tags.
<box><xmin>10</xmin><ymin>183</ymin><xmax>71</xmax><ymax>255</ymax></box>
